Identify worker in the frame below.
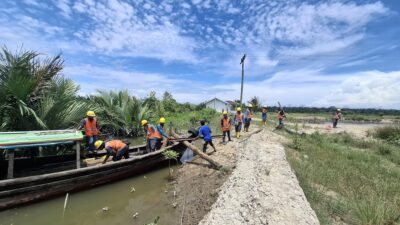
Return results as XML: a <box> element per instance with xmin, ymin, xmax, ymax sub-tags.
<box><xmin>261</xmin><ymin>106</ymin><xmax>268</xmax><ymax>126</ymax></box>
<box><xmin>155</xmin><ymin>117</ymin><xmax>169</xmax><ymax>149</ymax></box>
<box><xmin>332</xmin><ymin>108</ymin><xmax>342</xmax><ymax>128</ymax></box>
<box><xmin>234</xmin><ymin>107</ymin><xmax>244</xmax><ymax>138</ymax></box>
<box><xmin>141</xmin><ymin>120</ymin><xmax>157</xmax><ymax>152</ymax></box>
<box><xmin>94</xmin><ymin>140</ymin><xmax>129</xmax><ymax>164</ymax></box>
<box><xmin>79</xmin><ymin>111</ymin><xmax>99</xmax><ymax>154</ymax></box>
<box><xmin>197</xmin><ymin>120</ymin><xmax>216</xmax><ymax>153</ymax></box>
<box><xmin>244</xmin><ymin>104</ymin><xmax>253</xmax><ymax>132</ymax></box>
<box><xmin>276</xmin><ymin>109</ymin><xmax>286</xmax><ymax>129</ymax></box>
<box><xmin>221</xmin><ymin>111</ymin><xmax>232</xmax><ymax>142</ymax></box>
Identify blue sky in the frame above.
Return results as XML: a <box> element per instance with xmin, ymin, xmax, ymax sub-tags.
<box><xmin>1</xmin><ymin>0</ymin><xmax>400</xmax><ymax>109</ymax></box>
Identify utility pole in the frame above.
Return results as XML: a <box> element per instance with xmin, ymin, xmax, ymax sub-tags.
<box><xmin>239</xmin><ymin>54</ymin><xmax>246</xmax><ymax>108</ymax></box>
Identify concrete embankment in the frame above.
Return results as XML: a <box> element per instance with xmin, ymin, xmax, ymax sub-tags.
<box><xmin>199</xmin><ymin>129</ymin><xmax>319</xmax><ymax>225</ymax></box>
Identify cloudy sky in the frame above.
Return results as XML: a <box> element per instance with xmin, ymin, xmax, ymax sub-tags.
<box><xmin>1</xmin><ymin>0</ymin><xmax>399</xmax><ymax>109</ymax></box>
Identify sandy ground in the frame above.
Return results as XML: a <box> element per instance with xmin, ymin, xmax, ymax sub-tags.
<box><xmin>175</xmin><ymin>126</ymin><xmax>319</xmax><ymax>225</ymax></box>
<box><xmin>292</xmin><ymin>122</ymin><xmax>379</xmax><ymax>139</ymax></box>
<box><xmin>198</xmin><ymin>129</ymin><xmax>319</xmax><ymax>225</ymax></box>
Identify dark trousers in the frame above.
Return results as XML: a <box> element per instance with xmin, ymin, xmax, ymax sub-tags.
<box><xmin>147</xmin><ymin>139</ymin><xmax>157</xmax><ymax>152</ymax></box>
<box><xmin>244</xmin><ymin>118</ymin><xmax>252</xmax><ymax>129</ymax></box>
<box><xmin>276</xmin><ymin>119</ymin><xmax>284</xmax><ymax>129</ymax></box>
<box><xmin>222</xmin><ymin>131</ymin><xmax>231</xmax><ymax>142</ymax></box>
<box><xmin>235</xmin><ymin>122</ymin><xmax>242</xmax><ymax>132</ymax></box>
<box><xmin>333</xmin><ymin>119</ymin><xmax>339</xmax><ymax>128</ymax></box>
<box><xmin>87</xmin><ymin>135</ymin><xmax>97</xmax><ymax>152</ymax></box>
<box><xmin>155</xmin><ymin>138</ymin><xmax>163</xmax><ymax>150</ymax></box>
<box><xmin>113</xmin><ymin>145</ymin><xmax>129</xmax><ymax>161</ymax></box>
<box><xmin>203</xmin><ymin>141</ymin><xmax>215</xmax><ymax>153</ymax></box>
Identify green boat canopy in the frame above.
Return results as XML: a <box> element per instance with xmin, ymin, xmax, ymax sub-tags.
<box><xmin>0</xmin><ymin>130</ymin><xmax>84</xmax><ymax>150</ymax></box>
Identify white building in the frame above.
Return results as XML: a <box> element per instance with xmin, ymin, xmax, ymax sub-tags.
<box><xmin>205</xmin><ymin>98</ymin><xmax>232</xmax><ymax>113</ymax></box>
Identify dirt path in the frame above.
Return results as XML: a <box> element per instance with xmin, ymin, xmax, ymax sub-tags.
<box><xmin>197</xmin><ymin>129</ymin><xmax>319</xmax><ymax>225</ymax></box>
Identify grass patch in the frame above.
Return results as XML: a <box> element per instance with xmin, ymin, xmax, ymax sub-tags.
<box><xmin>372</xmin><ymin>126</ymin><xmax>400</xmax><ymax>146</ymax></box>
<box><xmin>285</xmin><ymin>132</ymin><xmax>400</xmax><ymax>225</ymax></box>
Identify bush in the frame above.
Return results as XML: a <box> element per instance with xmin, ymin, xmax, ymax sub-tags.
<box><xmin>373</xmin><ymin>126</ymin><xmax>400</xmax><ymax>145</ymax></box>
<box><xmin>377</xmin><ymin>143</ymin><xmax>392</xmax><ymax>155</ymax></box>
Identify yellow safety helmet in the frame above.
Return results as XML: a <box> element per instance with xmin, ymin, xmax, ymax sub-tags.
<box><xmin>86</xmin><ymin>111</ymin><xmax>96</xmax><ymax>117</ymax></box>
<box><xmin>248</xmin><ymin>104</ymin><xmax>253</xmax><ymax>108</ymax></box>
<box><xmin>94</xmin><ymin>140</ymin><xmax>104</xmax><ymax>149</ymax></box>
<box><xmin>159</xmin><ymin>117</ymin><xmax>166</xmax><ymax>124</ymax></box>
<box><xmin>141</xmin><ymin>119</ymin><xmax>148</xmax><ymax>126</ymax></box>
<box><xmin>236</xmin><ymin>107</ymin><xmax>241</xmax><ymax>111</ymax></box>
<box><xmin>223</xmin><ymin>111</ymin><xmax>228</xmax><ymax>115</ymax></box>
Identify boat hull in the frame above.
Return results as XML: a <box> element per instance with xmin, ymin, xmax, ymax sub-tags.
<box><xmin>0</xmin><ymin>143</ymin><xmax>185</xmax><ymax>210</ymax></box>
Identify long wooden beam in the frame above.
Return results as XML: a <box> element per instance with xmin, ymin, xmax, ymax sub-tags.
<box><xmin>171</xmin><ymin>131</ymin><xmax>222</xmax><ymax>169</ymax></box>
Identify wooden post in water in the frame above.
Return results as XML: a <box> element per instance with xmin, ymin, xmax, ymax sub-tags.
<box><xmin>171</xmin><ymin>131</ymin><xmax>222</xmax><ymax>169</ymax></box>
<box><xmin>7</xmin><ymin>149</ymin><xmax>14</xmax><ymax>179</ymax></box>
<box><xmin>76</xmin><ymin>142</ymin><xmax>81</xmax><ymax>169</ymax></box>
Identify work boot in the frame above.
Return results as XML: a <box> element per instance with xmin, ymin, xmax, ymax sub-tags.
<box><xmin>238</xmin><ymin>132</ymin><xmax>240</xmax><ymax>138</ymax></box>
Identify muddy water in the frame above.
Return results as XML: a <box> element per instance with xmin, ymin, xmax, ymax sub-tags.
<box><xmin>0</xmin><ymin>167</ymin><xmax>181</xmax><ymax>225</ymax></box>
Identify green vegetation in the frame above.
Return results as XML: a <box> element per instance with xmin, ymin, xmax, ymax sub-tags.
<box><xmin>286</xmin><ymin>132</ymin><xmax>400</xmax><ymax>225</ymax></box>
<box><xmin>144</xmin><ymin>216</ymin><xmax>160</xmax><ymax>225</ymax></box>
<box><xmin>372</xmin><ymin>125</ymin><xmax>400</xmax><ymax>146</ymax></box>
<box><xmin>0</xmin><ymin>47</ymin><xmax>85</xmax><ymax>131</ymax></box>
<box><xmin>0</xmin><ymin>48</ymin><xmax>211</xmax><ymax>136</ymax></box>
<box><xmin>162</xmin><ymin>150</ymin><xmax>179</xmax><ymax>177</ymax></box>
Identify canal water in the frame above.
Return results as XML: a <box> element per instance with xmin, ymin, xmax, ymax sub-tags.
<box><xmin>0</xmin><ymin>167</ymin><xmax>181</xmax><ymax>225</ymax></box>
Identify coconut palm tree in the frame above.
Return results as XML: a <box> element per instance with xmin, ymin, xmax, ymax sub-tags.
<box><xmin>89</xmin><ymin>90</ymin><xmax>150</xmax><ymax>136</ymax></box>
<box><xmin>0</xmin><ymin>47</ymin><xmax>63</xmax><ymax>130</ymax></box>
<box><xmin>36</xmin><ymin>77</ymin><xmax>88</xmax><ymax>129</ymax></box>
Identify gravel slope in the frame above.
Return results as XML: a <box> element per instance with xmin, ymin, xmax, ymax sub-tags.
<box><xmin>199</xmin><ymin>129</ymin><xmax>319</xmax><ymax>225</ymax></box>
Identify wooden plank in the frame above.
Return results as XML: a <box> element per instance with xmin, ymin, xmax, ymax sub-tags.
<box><xmin>7</xmin><ymin>149</ymin><xmax>14</xmax><ymax>179</ymax></box>
<box><xmin>171</xmin><ymin>131</ymin><xmax>222</xmax><ymax>169</ymax></box>
<box><xmin>76</xmin><ymin>142</ymin><xmax>80</xmax><ymax>169</ymax></box>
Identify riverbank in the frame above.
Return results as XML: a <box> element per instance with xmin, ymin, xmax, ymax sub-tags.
<box><xmin>175</xmin><ymin>136</ymin><xmax>238</xmax><ymax>225</ymax></box>
<box><xmin>175</xmin><ymin>125</ymin><xmax>319</xmax><ymax>225</ymax></box>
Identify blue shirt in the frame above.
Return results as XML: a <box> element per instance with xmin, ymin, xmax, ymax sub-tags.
<box><xmin>157</xmin><ymin>124</ymin><xmax>168</xmax><ymax>138</ymax></box>
<box><xmin>262</xmin><ymin>112</ymin><xmax>267</xmax><ymax>119</ymax></box>
<box><xmin>198</xmin><ymin>125</ymin><xmax>212</xmax><ymax>142</ymax></box>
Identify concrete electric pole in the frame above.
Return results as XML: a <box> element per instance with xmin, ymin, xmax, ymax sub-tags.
<box><xmin>239</xmin><ymin>54</ymin><xmax>246</xmax><ymax>108</ymax></box>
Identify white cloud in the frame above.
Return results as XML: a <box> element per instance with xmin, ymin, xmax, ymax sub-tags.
<box><xmin>260</xmin><ymin>1</ymin><xmax>389</xmax><ymax>56</ymax></box>
<box><xmin>204</xmin><ymin>69</ymin><xmax>400</xmax><ymax>109</ymax></box>
<box><xmin>54</xmin><ymin>0</ymin><xmax>72</xmax><ymax>18</ymax></box>
<box><xmin>72</xmin><ymin>0</ymin><xmax>199</xmax><ymax>63</ymax></box>
<box><xmin>316</xmin><ymin>71</ymin><xmax>400</xmax><ymax>108</ymax></box>
<box><xmin>64</xmin><ymin>64</ymin><xmax>207</xmax><ymax>99</ymax></box>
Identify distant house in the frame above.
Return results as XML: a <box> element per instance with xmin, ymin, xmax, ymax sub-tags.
<box><xmin>205</xmin><ymin>98</ymin><xmax>232</xmax><ymax>113</ymax></box>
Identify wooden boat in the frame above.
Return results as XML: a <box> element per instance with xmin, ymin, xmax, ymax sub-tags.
<box><xmin>0</xmin><ymin>130</ymin><xmax>186</xmax><ymax>211</ymax></box>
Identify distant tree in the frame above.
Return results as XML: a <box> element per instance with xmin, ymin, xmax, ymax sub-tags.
<box><xmin>143</xmin><ymin>91</ymin><xmax>159</xmax><ymax>109</ymax></box>
<box><xmin>195</xmin><ymin>102</ymin><xmax>206</xmax><ymax>110</ymax></box>
<box><xmin>249</xmin><ymin>96</ymin><xmax>261</xmax><ymax>111</ymax></box>
<box><xmin>161</xmin><ymin>91</ymin><xmax>178</xmax><ymax>113</ymax></box>
<box><xmin>143</xmin><ymin>91</ymin><xmax>164</xmax><ymax>118</ymax></box>
<box><xmin>162</xmin><ymin>91</ymin><xmax>174</xmax><ymax>101</ymax></box>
